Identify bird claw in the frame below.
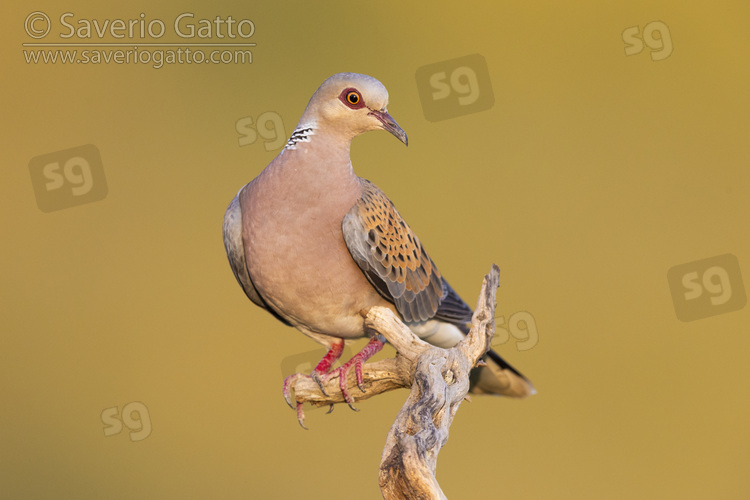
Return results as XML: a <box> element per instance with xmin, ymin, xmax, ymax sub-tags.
<box><xmin>282</xmin><ymin>373</ymin><xmax>301</xmax><ymax>410</ymax></box>
<box><xmin>282</xmin><ymin>340</ymin><xmax>346</xmax><ymax>428</ymax></box>
<box><xmin>282</xmin><ymin>373</ymin><xmax>323</xmax><ymax>428</ymax></box>
<box><xmin>335</xmin><ymin>334</ymin><xmax>386</xmax><ymax>411</ymax></box>
<box><xmin>296</xmin><ymin>402</ymin><xmax>308</xmax><ymax>430</ymax></box>
<box><xmin>354</xmin><ymin>359</ymin><xmax>366</xmax><ymax>392</ymax></box>
<box><xmin>335</xmin><ymin>363</ymin><xmax>360</xmax><ymax>411</ymax></box>
<box><xmin>310</xmin><ymin>370</ymin><xmax>331</xmax><ymax>397</ymax></box>
<box><xmin>281</xmin><ymin>336</ymin><xmax>385</xmax><ymax>424</ymax></box>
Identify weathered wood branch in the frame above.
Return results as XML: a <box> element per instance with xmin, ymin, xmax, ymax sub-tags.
<box><xmin>288</xmin><ymin>265</ymin><xmax>501</xmax><ymax>499</ymax></box>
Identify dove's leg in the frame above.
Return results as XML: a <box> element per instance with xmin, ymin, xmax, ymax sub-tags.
<box><xmin>335</xmin><ymin>334</ymin><xmax>385</xmax><ymax>411</ymax></box>
<box><xmin>283</xmin><ymin>339</ymin><xmax>344</xmax><ymax>402</ymax></box>
<box><xmin>308</xmin><ymin>339</ymin><xmax>345</xmax><ymax>394</ymax></box>
<box><xmin>281</xmin><ymin>335</ymin><xmax>384</xmax><ymax>427</ymax></box>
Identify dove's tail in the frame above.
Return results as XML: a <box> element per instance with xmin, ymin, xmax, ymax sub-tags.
<box><xmin>469</xmin><ymin>348</ymin><xmax>536</xmax><ymax>398</ymax></box>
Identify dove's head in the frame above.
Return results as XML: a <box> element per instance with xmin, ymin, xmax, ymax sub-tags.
<box><xmin>300</xmin><ymin>73</ymin><xmax>408</xmax><ymax>146</ymax></box>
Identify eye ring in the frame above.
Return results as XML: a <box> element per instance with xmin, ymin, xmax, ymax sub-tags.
<box><xmin>340</xmin><ymin>87</ymin><xmax>365</xmax><ymax>109</ymax></box>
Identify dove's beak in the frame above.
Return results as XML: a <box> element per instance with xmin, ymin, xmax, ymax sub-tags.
<box><xmin>370</xmin><ymin>109</ymin><xmax>408</xmax><ymax>146</ymax></box>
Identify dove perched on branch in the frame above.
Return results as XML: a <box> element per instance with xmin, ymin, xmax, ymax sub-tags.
<box><xmin>223</xmin><ymin>73</ymin><xmax>534</xmax><ymax>425</ymax></box>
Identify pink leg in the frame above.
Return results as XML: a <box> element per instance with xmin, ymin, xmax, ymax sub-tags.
<box><xmin>309</xmin><ymin>339</ymin><xmax>345</xmax><ymax>395</ymax></box>
<box><xmin>335</xmin><ymin>335</ymin><xmax>385</xmax><ymax>411</ymax></box>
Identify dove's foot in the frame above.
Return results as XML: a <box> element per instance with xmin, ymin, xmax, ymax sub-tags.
<box><xmin>334</xmin><ymin>334</ymin><xmax>385</xmax><ymax>411</ymax></box>
<box><xmin>309</xmin><ymin>339</ymin><xmax>345</xmax><ymax>395</ymax></box>
<box><xmin>283</xmin><ymin>339</ymin><xmax>346</xmax><ymax>429</ymax></box>
<box><xmin>282</xmin><ymin>336</ymin><xmax>384</xmax><ymax>426</ymax></box>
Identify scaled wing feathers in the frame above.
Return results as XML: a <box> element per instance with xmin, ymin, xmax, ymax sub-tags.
<box><xmin>343</xmin><ymin>179</ymin><xmax>473</xmax><ymax>325</ymax></box>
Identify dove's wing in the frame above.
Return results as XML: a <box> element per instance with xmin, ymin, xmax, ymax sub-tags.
<box><xmin>342</xmin><ymin>179</ymin><xmax>473</xmax><ymax>326</ymax></box>
<box><xmin>343</xmin><ymin>179</ymin><xmax>535</xmax><ymax>398</ymax></box>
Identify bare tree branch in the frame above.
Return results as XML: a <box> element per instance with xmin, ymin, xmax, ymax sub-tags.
<box><xmin>287</xmin><ymin>265</ymin><xmax>501</xmax><ymax>499</ymax></box>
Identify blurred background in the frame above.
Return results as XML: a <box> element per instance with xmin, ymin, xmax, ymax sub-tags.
<box><xmin>2</xmin><ymin>1</ymin><xmax>749</xmax><ymax>498</ymax></box>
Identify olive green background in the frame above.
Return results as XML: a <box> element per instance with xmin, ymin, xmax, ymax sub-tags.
<box><xmin>2</xmin><ymin>1</ymin><xmax>749</xmax><ymax>499</ymax></box>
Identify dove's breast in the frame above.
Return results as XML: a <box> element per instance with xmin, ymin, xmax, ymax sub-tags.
<box><xmin>238</xmin><ymin>153</ymin><xmax>391</xmax><ymax>339</ymax></box>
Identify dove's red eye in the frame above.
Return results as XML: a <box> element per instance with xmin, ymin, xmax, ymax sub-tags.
<box><xmin>340</xmin><ymin>88</ymin><xmax>365</xmax><ymax>109</ymax></box>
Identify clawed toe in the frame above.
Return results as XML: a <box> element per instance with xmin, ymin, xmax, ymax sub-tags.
<box><xmin>310</xmin><ymin>370</ymin><xmax>331</xmax><ymax>396</ymax></box>
<box><xmin>296</xmin><ymin>402</ymin><xmax>308</xmax><ymax>430</ymax></box>
<box><xmin>336</xmin><ymin>364</ymin><xmax>360</xmax><ymax>411</ymax></box>
<box><xmin>281</xmin><ymin>335</ymin><xmax>386</xmax><ymax>425</ymax></box>
<box><xmin>283</xmin><ymin>374</ymin><xmax>310</xmax><ymax>428</ymax></box>
<box><xmin>334</xmin><ymin>334</ymin><xmax>386</xmax><ymax>411</ymax></box>
<box><xmin>282</xmin><ymin>373</ymin><xmax>300</xmax><ymax>410</ymax></box>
